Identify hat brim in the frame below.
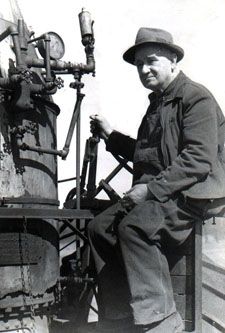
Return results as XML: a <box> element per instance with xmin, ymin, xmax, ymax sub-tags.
<box><xmin>123</xmin><ymin>41</ymin><xmax>184</xmax><ymax>65</ymax></box>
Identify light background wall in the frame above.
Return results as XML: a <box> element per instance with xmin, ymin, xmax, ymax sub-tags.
<box><xmin>9</xmin><ymin>0</ymin><xmax>225</xmax><ymax>203</ymax></box>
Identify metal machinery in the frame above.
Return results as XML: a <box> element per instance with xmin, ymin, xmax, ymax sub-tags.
<box><xmin>0</xmin><ymin>8</ymin><xmax>97</xmax><ymax>333</ymax></box>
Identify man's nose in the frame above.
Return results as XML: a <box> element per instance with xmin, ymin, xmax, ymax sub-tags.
<box><xmin>140</xmin><ymin>63</ymin><xmax>151</xmax><ymax>74</ymax></box>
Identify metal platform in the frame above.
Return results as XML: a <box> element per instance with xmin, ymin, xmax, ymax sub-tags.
<box><xmin>0</xmin><ymin>208</ymin><xmax>94</xmax><ymax>220</ymax></box>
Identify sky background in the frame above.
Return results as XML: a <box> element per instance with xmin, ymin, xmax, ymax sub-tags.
<box><xmin>2</xmin><ymin>0</ymin><xmax>225</xmax><ymax>205</ymax></box>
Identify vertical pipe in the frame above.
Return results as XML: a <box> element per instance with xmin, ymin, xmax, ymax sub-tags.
<box><xmin>11</xmin><ymin>32</ymin><xmax>24</xmax><ymax>67</ymax></box>
<box><xmin>75</xmin><ymin>104</ymin><xmax>81</xmax><ymax>264</ymax></box>
<box><xmin>44</xmin><ymin>34</ymin><xmax>52</xmax><ymax>82</ymax></box>
<box><xmin>76</xmin><ymin>108</ymin><xmax>81</xmax><ymax>210</ymax></box>
<box><xmin>18</xmin><ymin>19</ymin><xmax>24</xmax><ymax>38</ymax></box>
<box><xmin>18</xmin><ymin>19</ymin><xmax>27</xmax><ymax>50</ymax></box>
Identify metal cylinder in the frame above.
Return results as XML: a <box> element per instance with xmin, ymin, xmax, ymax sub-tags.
<box><xmin>0</xmin><ymin>97</ymin><xmax>59</xmax><ymax>205</ymax></box>
<box><xmin>0</xmin><ymin>96</ymin><xmax>60</xmax><ymax>332</ymax></box>
<box><xmin>78</xmin><ymin>8</ymin><xmax>93</xmax><ymax>38</ymax></box>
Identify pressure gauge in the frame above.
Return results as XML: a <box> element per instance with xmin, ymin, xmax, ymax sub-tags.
<box><xmin>37</xmin><ymin>32</ymin><xmax>65</xmax><ymax>60</ymax></box>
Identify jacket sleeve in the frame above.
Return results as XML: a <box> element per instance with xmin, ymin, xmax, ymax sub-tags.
<box><xmin>105</xmin><ymin>130</ymin><xmax>136</xmax><ymax>161</ymax></box>
<box><xmin>147</xmin><ymin>85</ymin><xmax>219</xmax><ymax>202</ymax></box>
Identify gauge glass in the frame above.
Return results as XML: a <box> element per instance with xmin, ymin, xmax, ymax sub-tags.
<box><xmin>37</xmin><ymin>32</ymin><xmax>65</xmax><ymax>60</ymax></box>
<box><xmin>48</xmin><ymin>32</ymin><xmax>65</xmax><ymax>60</ymax></box>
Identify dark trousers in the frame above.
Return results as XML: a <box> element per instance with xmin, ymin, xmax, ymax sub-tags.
<box><xmin>87</xmin><ymin>195</ymin><xmax>208</xmax><ymax>326</ymax></box>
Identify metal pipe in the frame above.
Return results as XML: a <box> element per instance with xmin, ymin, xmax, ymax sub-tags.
<box><xmin>76</xmin><ymin>109</ymin><xmax>81</xmax><ymax>210</ymax></box>
<box><xmin>95</xmin><ymin>163</ymin><xmax>125</xmax><ymax>196</ymax></box>
<box><xmin>58</xmin><ymin>177</ymin><xmax>76</xmax><ymax>183</ymax></box>
<box><xmin>0</xmin><ymin>24</ymin><xmax>26</xmax><ymax>69</ymax></box>
<box><xmin>84</xmin><ymin>52</ymin><xmax>95</xmax><ymax>74</ymax></box>
<box><xmin>59</xmin><ymin>219</ymin><xmax>88</xmax><ymax>242</ymax></box>
<box><xmin>27</xmin><ymin>35</ymin><xmax>46</xmax><ymax>43</ymax></box>
<box><xmin>60</xmin><ymin>231</ymin><xmax>76</xmax><ymax>240</ymax></box>
<box><xmin>11</xmin><ymin>33</ymin><xmax>24</xmax><ymax>69</ymax></box>
<box><xmin>18</xmin><ymin>19</ymin><xmax>27</xmax><ymax>51</ymax></box>
<box><xmin>15</xmin><ymin>91</ymin><xmax>85</xmax><ymax>159</ymax></box>
<box><xmin>16</xmin><ymin>136</ymin><xmax>66</xmax><ymax>157</ymax></box>
<box><xmin>61</xmin><ymin>92</ymin><xmax>85</xmax><ymax>159</ymax></box>
<box><xmin>26</xmin><ymin>56</ymin><xmax>69</xmax><ymax>69</ymax></box>
<box><xmin>25</xmin><ymin>56</ymin><xmax>95</xmax><ymax>73</ymax></box>
<box><xmin>0</xmin><ymin>25</ymin><xmax>17</xmax><ymax>42</ymax></box>
<box><xmin>75</xmin><ymin>111</ymin><xmax>81</xmax><ymax>265</ymax></box>
<box><xmin>60</xmin><ymin>238</ymin><xmax>76</xmax><ymax>251</ymax></box>
<box><xmin>112</xmin><ymin>154</ymin><xmax>133</xmax><ymax>174</ymax></box>
<box><xmin>44</xmin><ymin>34</ymin><xmax>52</xmax><ymax>82</ymax></box>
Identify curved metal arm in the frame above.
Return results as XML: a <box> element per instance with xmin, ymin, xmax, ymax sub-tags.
<box><xmin>0</xmin><ymin>25</ymin><xmax>24</xmax><ymax>68</ymax></box>
<box><xmin>14</xmin><ymin>88</ymin><xmax>85</xmax><ymax>160</ymax></box>
<box><xmin>61</xmin><ymin>91</ymin><xmax>85</xmax><ymax>159</ymax></box>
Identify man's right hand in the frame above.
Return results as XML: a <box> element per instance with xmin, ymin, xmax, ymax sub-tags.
<box><xmin>90</xmin><ymin>114</ymin><xmax>113</xmax><ymax>141</ymax></box>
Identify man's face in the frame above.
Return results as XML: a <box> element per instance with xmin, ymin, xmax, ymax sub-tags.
<box><xmin>134</xmin><ymin>44</ymin><xmax>176</xmax><ymax>92</ymax></box>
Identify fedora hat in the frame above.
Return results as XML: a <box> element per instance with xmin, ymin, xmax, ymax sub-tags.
<box><xmin>123</xmin><ymin>27</ymin><xmax>184</xmax><ymax>65</ymax></box>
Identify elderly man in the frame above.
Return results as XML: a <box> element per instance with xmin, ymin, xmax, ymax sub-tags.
<box><xmin>86</xmin><ymin>28</ymin><xmax>225</xmax><ymax>332</ymax></box>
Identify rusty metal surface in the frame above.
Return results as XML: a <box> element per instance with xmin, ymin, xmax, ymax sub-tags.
<box><xmin>0</xmin><ymin>98</ymin><xmax>59</xmax><ymax>204</ymax></box>
<box><xmin>0</xmin><ymin>233</ymin><xmax>40</xmax><ymax>266</ymax></box>
<box><xmin>0</xmin><ymin>219</ymin><xmax>59</xmax><ymax>300</ymax></box>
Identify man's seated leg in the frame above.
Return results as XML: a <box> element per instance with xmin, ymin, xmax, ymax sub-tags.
<box><xmin>86</xmin><ymin>195</ymin><xmax>203</xmax><ymax>332</ymax></box>
<box><xmin>87</xmin><ymin>203</ymin><xmax>133</xmax><ymax>323</ymax></box>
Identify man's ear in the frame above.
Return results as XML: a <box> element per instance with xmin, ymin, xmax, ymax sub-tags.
<box><xmin>171</xmin><ymin>55</ymin><xmax>177</xmax><ymax>72</ymax></box>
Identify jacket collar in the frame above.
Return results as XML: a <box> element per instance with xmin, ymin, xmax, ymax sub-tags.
<box><xmin>148</xmin><ymin>71</ymin><xmax>187</xmax><ymax>103</ymax></box>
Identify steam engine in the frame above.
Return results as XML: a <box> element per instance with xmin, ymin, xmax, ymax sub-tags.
<box><xmin>0</xmin><ymin>7</ymin><xmax>95</xmax><ymax>333</ymax></box>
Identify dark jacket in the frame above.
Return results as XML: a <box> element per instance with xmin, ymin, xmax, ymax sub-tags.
<box><xmin>106</xmin><ymin>71</ymin><xmax>225</xmax><ymax>202</ymax></box>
